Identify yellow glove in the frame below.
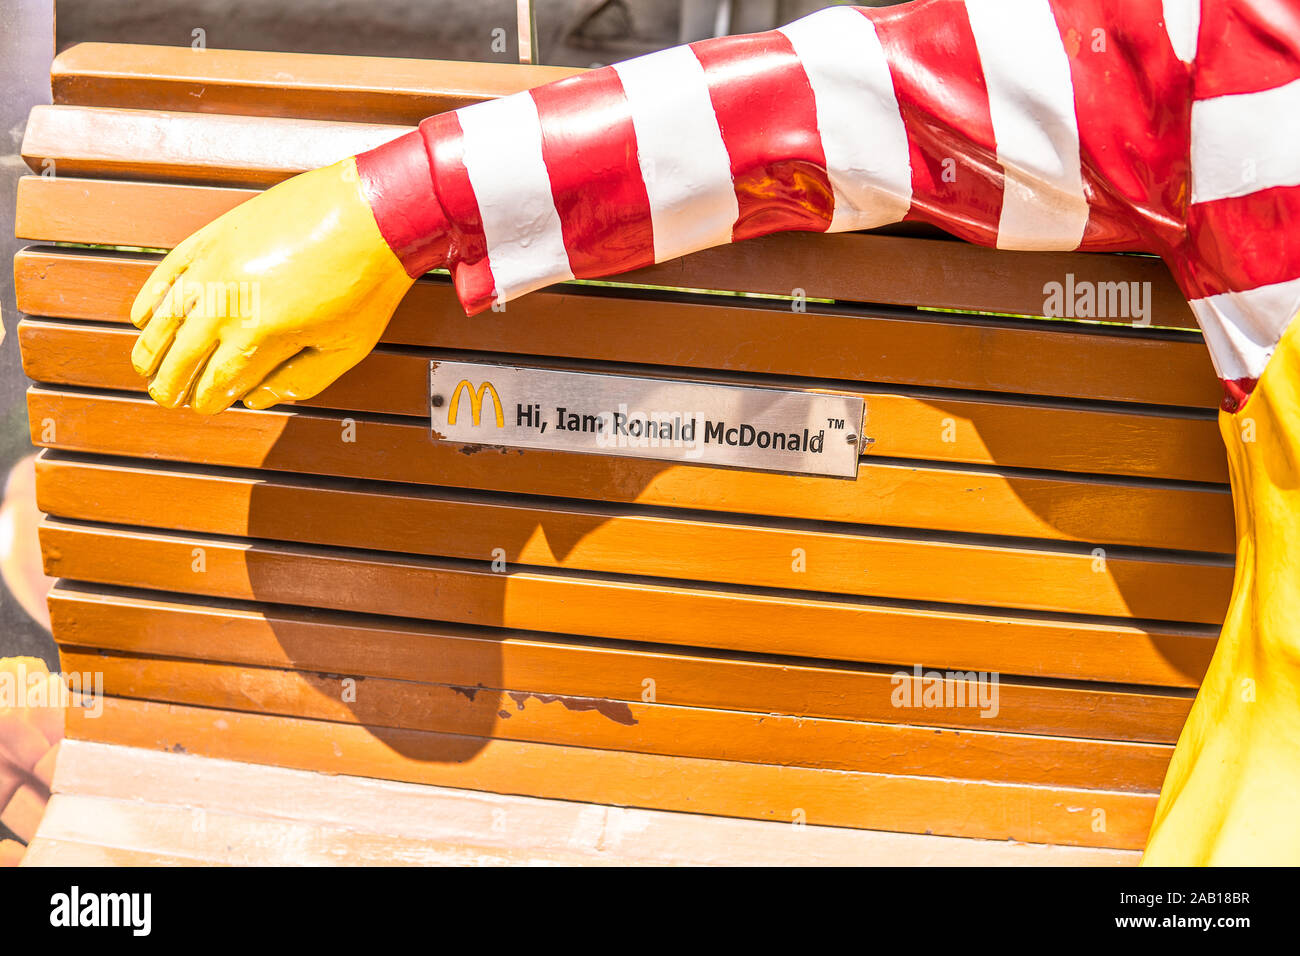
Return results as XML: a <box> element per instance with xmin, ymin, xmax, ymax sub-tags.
<box><xmin>129</xmin><ymin>158</ymin><xmax>416</xmax><ymax>415</ymax></box>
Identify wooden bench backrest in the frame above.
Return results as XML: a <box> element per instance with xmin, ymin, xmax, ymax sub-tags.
<box><xmin>15</xmin><ymin>43</ymin><xmax>1231</xmax><ymax>854</ymax></box>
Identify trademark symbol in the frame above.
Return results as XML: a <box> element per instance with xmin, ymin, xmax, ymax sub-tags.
<box><xmin>827</xmin><ymin>417</ymin><xmax>845</xmax><ymax>429</ymax></box>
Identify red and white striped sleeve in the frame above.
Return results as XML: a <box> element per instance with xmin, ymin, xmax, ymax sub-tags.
<box><xmin>1168</xmin><ymin>0</ymin><xmax>1300</xmax><ymax>409</ymax></box>
<box><xmin>355</xmin><ymin>4</ymin><xmax>1234</xmax><ymax>343</ymax></box>
<box><xmin>355</xmin><ymin>0</ymin><xmax>1197</xmax><ymax>316</ymax></box>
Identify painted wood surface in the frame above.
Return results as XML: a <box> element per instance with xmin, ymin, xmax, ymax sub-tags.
<box><xmin>33</xmin><ymin>740</ymin><xmax>1140</xmax><ymax>866</ymax></box>
<box><xmin>21</xmin><ymin>318</ymin><xmax>1230</xmax><ymax>482</ymax></box>
<box><xmin>15</xmin><ymin>249</ymin><xmax>1220</xmax><ymax>407</ymax></box>
<box><xmin>63</xmin><ymin>698</ymin><xmax>1159</xmax><ymax>849</ymax></box>
<box><xmin>28</xmin><ymin>450</ymin><xmax>1234</xmax><ymax>623</ymax></box>
<box><xmin>47</xmin><ymin>584</ymin><xmax>1198</xmax><ymax>741</ymax></box>
<box><xmin>60</xmin><ymin>650</ymin><xmax>1174</xmax><ymax>791</ymax></box>
<box><xmin>15</xmin><ymin>42</ymin><xmax>1232</xmax><ymax>858</ymax></box>
<box><xmin>51</xmin><ymin>43</ymin><xmax>582</xmax><ymax>123</ymax></box>
<box><xmin>38</xmin><ymin>519</ymin><xmax>1217</xmax><ymax>686</ymax></box>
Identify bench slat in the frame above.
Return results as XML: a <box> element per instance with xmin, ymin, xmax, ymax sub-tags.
<box><xmin>52</xmin><ymin>42</ymin><xmax>581</xmax><ymax>124</ymax></box>
<box><xmin>25</xmin><ymin>356</ymin><xmax>1227</xmax><ymax>486</ymax></box>
<box><xmin>22</xmin><ymin>105</ymin><xmax>409</xmax><ymax>186</ymax></box>
<box><xmin>61</xmin><ymin>649</ymin><xmax>1171</xmax><ymax>792</ymax></box>
<box><xmin>15</xmin><ymin>176</ymin><xmax>1200</xmax><ymax>327</ymax></box>
<box><xmin>48</xmin><ymin>585</ymin><xmax>1200</xmax><ymax>737</ymax></box>
<box><xmin>46</xmin><ymin>740</ymin><xmax>1142</xmax><ymax>865</ymax></box>
<box><xmin>20</xmin><ymin>835</ymin><xmax>221</xmax><ymax>867</ymax></box>
<box><xmin>36</xmin><ymin>792</ymin><xmax>604</xmax><ymax>866</ymax></box>
<box><xmin>33</xmin><ymin>455</ymin><xmax>1234</xmax><ymax>622</ymax></box>
<box><xmin>63</xmin><ymin>696</ymin><xmax>1159</xmax><ymax>849</ymax></box>
<box><xmin>26</xmin><ymin>392</ymin><xmax>1233</xmax><ymax>578</ymax></box>
<box><xmin>32</xmin><ymin>445</ymin><xmax>1233</xmax><ymax>562</ymax></box>
<box><xmin>27</xmin><ymin>392</ymin><xmax>1234</xmax><ymax>557</ymax></box>
<box><xmin>14</xmin><ymin>250</ymin><xmax>1222</xmax><ymax>408</ymax></box>
<box><xmin>39</xmin><ymin>519</ymin><xmax>1217</xmax><ymax>684</ymax></box>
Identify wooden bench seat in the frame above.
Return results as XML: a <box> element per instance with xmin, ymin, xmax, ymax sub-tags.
<box><xmin>14</xmin><ymin>41</ymin><xmax>1230</xmax><ymax>863</ymax></box>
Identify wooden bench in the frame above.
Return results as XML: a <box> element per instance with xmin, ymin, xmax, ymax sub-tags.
<box><xmin>13</xmin><ymin>40</ymin><xmax>1231</xmax><ymax>865</ymax></box>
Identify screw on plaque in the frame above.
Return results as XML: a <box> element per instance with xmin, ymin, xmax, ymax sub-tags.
<box><xmin>432</xmin><ymin>394</ymin><xmax>445</xmax><ymax>407</ymax></box>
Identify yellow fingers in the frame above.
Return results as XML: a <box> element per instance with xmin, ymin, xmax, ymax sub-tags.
<box><xmin>147</xmin><ymin>316</ymin><xmax>223</xmax><ymax>409</ymax></box>
<box><xmin>190</xmin><ymin>338</ymin><xmax>301</xmax><ymax>416</ymax></box>
<box><xmin>242</xmin><ymin>347</ymin><xmax>362</xmax><ymax>410</ymax></box>
<box><xmin>130</xmin><ymin>285</ymin><xmax>198</xmax><ymax>378</ymax></box>
<box><xmin>128</xmin><ymin>232</ymin><xmax>201</xmax><ymax>329</ymax></box>
<box><xmin>127</xmin><ymin>159</ymin><xmax>417</xmax><ymax>415</ymax></box>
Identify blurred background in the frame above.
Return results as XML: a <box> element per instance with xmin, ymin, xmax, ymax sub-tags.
<box><xmin>54</xmin><ymin>1</ymin><xmax>872</xmax><ymax>64</ymax></box>
<box><xmin>2</xmin><ymin>0</ymin><xmax>902</xmax><ymax>667</ymax></box>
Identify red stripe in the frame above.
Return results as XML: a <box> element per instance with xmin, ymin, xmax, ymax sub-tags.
<box><xmin>418</xmin><ymin>111</ymin><xmax>497</xmax><ymax>315</ymax></box>
<box><xmin>1180</xmin><ymin>184</ymin><xmax>1300</xmax><ymax>298</ymax></box>
<box><xmin>354</xmin><ymin>130</ymin><xmax>451</xmax><ymax>278</ymax></box>
<box><xmin>868</xmin><ymin>0</ymin><xmax>1003</xmax><ymax>247</ymax></box>
<box><xmin>530</xmin><ymin>68</ymin><xmax>656</xmax><ymax>279</ymax></box>
<box><xmin>1048</xmin><ymin>0</ymin><xmax>1191</xmax><ymax>253</ymax></box>
<box><xmin>1221</xmin><ymin>377</ymin><xmax>1258</xmax><ymax>414</ymax></box>
<box><xmin>1194</xmin><ymin>0</ymin><xmax>1300</xmax><ymax>99</ymax></box>
<box><xmin>690</xmin><ymin>31</ymin><xmax>833</xmax><ymax>242</ymax></box>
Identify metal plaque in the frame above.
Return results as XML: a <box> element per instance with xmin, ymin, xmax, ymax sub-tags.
<box><xmin>429</xmin><ymin>361</ymin><xmax>865</xmax><ymax>479</ymax></box>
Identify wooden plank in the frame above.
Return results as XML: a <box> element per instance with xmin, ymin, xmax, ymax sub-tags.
<box><xmin>32</xmin><ymin>445</ymin><xmax>1233</xmax><ymax>565</ymax></box>
<box><xmin>31</xmin><ymin>453</ymin><xmax>1234</xmax><ymax>620</ymax></box>
<box><xmin>21</xmin><ymin>317</ymin><xmax>1228</xmax><ymax>483</ymax></box>
<box><xmin>32</xmin><ymin>452</ymin><xmax>1233</xmax><ymax>567</ymax></box>
<box><xmin>14</xmin><ymin>176</ymin><xmax>1200</xmax><ymax>327</ymax></box>
<box><xmin>20</xmin><ymin>835</ymin><xmax>211</xmax><ymax>867</ymax></box>
<box><xmin>22</xmin><ymin>105</ymin><xmax>409</xmax><ymax>186</ymax></box>
<box><xmin>15</xmin><ymin>176</ymin><xmax>254</xmax><ymax>249</ymax></box>
<box><xmin>48</xmin><ymin>740</ymin><xmax>1142</xmax><ymax>865</ymax></box>
<box><xmin>36</xmin><ymin>792</ymin><xmax>610</xmax><ymax>866</ymax></box>
<box><xmin>14</xmin><ymin>249</ymin><xmax>1222</xmax><ymax>409</ymax></box>
<box><xmin>47</xmin><ymin>584</ymin><xmax>1200</xmax><ymax>736</ymax></box>
<box><xmin>38</xmin><ymin>519</ymin><xmax>1218</xmax><ymax>685</ymax></box>
<box><xmin>26</xmin><ymin>390</ymin><xmax>1232</xmax><ymax>551</ymax></box>
<box><xmin>51</xmin><ymin>43</ymin><xmax>583</xmax><ymax>124</ymax></box>
<box><xmin>25</xmin><ymin>347</ymin><xmax>1226</xmax><ymax>480</ymax></box>
<box><xmin>64</xmin><ymin>695</ymin><xmax>1160</xmax><ymax>849</ymax></box>
<box><xmin>60</xmin><ymin>650</ymin><xmax>1172</xmax><ymax>792</ymax></box>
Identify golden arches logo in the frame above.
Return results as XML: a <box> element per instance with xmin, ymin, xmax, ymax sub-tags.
<box><xmin>447</xmin><ymin>380</ymin><xmax>504</xmax><ymax>427</ymax></box>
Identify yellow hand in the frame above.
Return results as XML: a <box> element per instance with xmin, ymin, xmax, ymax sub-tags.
<box><xmin>129</xmin><ymin>158</ymin><xmax>415</xmax><ymax>415</ymax></box>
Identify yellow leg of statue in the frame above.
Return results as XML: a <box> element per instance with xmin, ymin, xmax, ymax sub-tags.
<box><xmin>1142</xmin><ymin>312</ymin><xmax>1300</xmax><ymax>865</ymax></box>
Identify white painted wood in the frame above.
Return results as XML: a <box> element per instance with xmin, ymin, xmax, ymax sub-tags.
<box><xmin>40</xmin><ymin>740</ymin><xmax>1139</xmax><ymax>866</ymax></box>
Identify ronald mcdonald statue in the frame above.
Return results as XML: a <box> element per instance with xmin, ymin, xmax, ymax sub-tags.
<box><xmin>127</xmin><ymin>0</ymin><xmax>1300</xmax><ymax>864</ymax></box>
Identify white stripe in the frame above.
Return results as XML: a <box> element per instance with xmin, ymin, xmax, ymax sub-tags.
<box><xmin>965</xmin><ymin>0</ymin><xmax>1089</xmax><ymax>251</ymax></box>
<box><xmin>1161</xmin><ymin>0</ymin><xmax>1200</xmax><ymax>64</ymax></box>
<box><xmin>614</xmin><ymin>47</ymin><xmax>738</xmax><ymax>263</ymax></box>
<box><xmin>780</xmin><ymin>6</ymin><xmax>912</xmax><ymax>232</ymax></box>
<box><xmin>1190</xmin><ymin>277</ymin><xmax>1300</xmax><ymax>382</ymax></box>
<box><xmin>1191</xmin><ymin>78</ymin><xmax>1300</xmax><ymax>204</ymax></box>
<box><xmin>456</xmin><ymin>92</ymin><xmax>573</xmax><ymax>303</ymax></box>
